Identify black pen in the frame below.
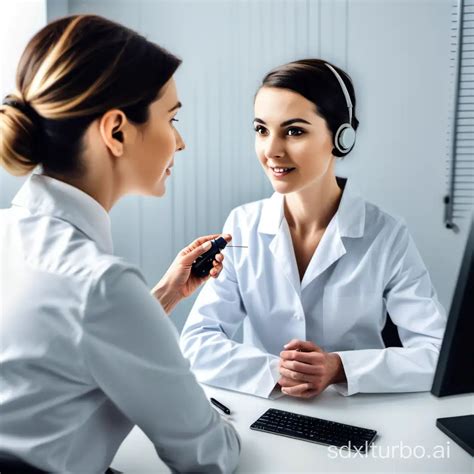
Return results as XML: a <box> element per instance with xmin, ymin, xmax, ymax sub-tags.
<box><xmin>210</xmin><ymin>397</ymin><xmax>231</xmax><ymax>415</ymax></box>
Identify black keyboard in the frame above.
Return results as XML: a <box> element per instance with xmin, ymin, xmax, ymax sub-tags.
<box><xmin>250</xmin><ymin>408</ymin><xmax>377</xmax><ymax>452</ymax></box>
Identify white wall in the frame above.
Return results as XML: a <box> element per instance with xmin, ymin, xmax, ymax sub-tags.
<box><xmin>1</xmin><ymin>0</ymin><xmax>470</xmax><ymax>332</ymax></box>
<box><xmin>0</xmin><ymin>0</ymin><xmax>47</xmax><ymax>205</ymax></box>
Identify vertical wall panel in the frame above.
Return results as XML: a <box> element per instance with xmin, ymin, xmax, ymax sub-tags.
<box><xmin>0</xmin><ymin>0</ymin><xmax>460</xmax><ymax>331</ymax></box>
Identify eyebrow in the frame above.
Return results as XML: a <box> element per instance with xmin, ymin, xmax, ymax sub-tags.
<box><xmin>168</xmin><ymin>101</ymin><xmax>182</xmax><ymax>113</ymax></box>
<box><xmin>253</xmin><ymin>118</ymin><xmax>311</xmax><ymax>127</ymax></box>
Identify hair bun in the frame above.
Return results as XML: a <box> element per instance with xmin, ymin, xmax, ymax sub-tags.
<box><xmin>0</xmin><ymin>95</ymin><xmax>42</xmax><ymax>176</ymax></box>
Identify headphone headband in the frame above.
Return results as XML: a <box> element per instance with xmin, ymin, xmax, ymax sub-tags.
<box><xmin>324</xmin><ymin>63</ymin><xmax>353</xmax><ymax>124</ymax></box>
<box><xmin>324</xmin><ymin>62</ymin><xmax>356</xmax><ymax>154</ymax></box>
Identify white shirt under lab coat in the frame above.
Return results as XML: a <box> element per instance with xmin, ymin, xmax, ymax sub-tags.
<box><xmin>0</xmin><ymin>174</ymin><xmax>240</xmax><ymax>474</ymax></box>
<box><xmin>180</xmin><ymin>178</ymin><xmax>447</xmax><ymax>399</ymax></box>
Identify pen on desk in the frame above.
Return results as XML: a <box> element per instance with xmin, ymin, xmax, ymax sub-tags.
<box><xmin>210</xmin><ymin>397</ymin><xmax>231</xmax><ymax>415</ymax></box>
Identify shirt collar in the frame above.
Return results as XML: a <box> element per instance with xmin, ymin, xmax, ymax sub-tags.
<box><xmin>11</xmin><ymin>173</ymin><xmax>113</xmax><ymax>254</ymax></box>
<box><xmin>258</xmin><ymin>177</ymin><xmax>366</xmax><ymax>239</ymax></box>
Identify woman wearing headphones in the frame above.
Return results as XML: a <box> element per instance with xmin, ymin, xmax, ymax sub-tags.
<box><xmin>0</xmin><ymin>15</ymin><xmax>239</xmax><ymax>474</ymax></box>
<box><xmin>180</xmin><ymin>59</ymin><xmax>447</xmax><ymax>400</ymax></box>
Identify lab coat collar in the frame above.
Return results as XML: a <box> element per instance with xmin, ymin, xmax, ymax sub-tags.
<box><xmin>257</xmin><ymin>177</ymin><xmax>365</xmax><ymax>238</ymax></box>
<box><xmin>12</xmin><ymin>173</ymin><xmax>113</xmax><ymax>254</ymax></box>
<box><xmin>258</xmin><ymin>177</ymin><xmax>366</xmax><ymax>291</ymax></box>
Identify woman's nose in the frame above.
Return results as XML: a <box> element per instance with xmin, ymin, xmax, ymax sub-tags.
<box><xmin>176</xmin><ymin>130</ymin><xmax>186</xmax><ymax>152</ymax></box>
<box><xmin>264</xmin><ymin>137</ymin><xmax>284</xmax><ymax>159</ymax></box>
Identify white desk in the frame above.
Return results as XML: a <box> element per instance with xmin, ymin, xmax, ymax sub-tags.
<box><xmin>113</xmin><ymin>385</ymin><xmax>473</xmax><ymax>473</ymax></box>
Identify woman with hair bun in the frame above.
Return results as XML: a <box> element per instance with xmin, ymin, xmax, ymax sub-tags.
<box><xmin>0</xmin><ymin>14</ymin><xmax>239</xmax><ymax>474</ymax></box>
<box><xmin>181</xmin><ymin>59</ymin><xmax>447</xmax><ymax>401</ymax></box>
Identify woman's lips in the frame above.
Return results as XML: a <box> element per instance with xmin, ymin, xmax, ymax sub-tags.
<box><xmin>269</xmin><ymin>166</ymin><xmax>295</xmax><ymax>178</ymax></box>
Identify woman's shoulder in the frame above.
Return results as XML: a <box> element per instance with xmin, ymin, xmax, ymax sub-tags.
<box><xmin>362</xmin><ymin>196</ymin><xmax>408</xmax><ymax>241</ymax></box>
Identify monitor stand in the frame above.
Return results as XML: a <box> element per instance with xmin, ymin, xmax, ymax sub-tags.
<box><xmin>436</xmin><ymin>414</ymin><xmax>474</xmax><ymax>456</ymax></box>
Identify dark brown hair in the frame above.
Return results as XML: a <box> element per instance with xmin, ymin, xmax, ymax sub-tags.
<box><xmin>259</xmin><ymin>59</ymin><xmax>359</xmax><ymax>158</ymax></box>
<box><xmin>0</xmin><ymin>14</ymin><xmax>182</xmax><ymax>176</ymax></box>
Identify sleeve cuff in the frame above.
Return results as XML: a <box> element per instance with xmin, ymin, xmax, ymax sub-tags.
<box><xmin>332</xmin><ymin>351</ymin><xmax>359</xmax><ymax>396</ymax></box>
<box><xmin>255</xmin><ymin>356</ymin><xmax>282</xmax><ymax>399</ymax></box>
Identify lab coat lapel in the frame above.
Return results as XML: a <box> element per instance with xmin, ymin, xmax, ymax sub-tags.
<box><xmin>301</xmin><ymin>179</ymin><xmax>366</xmax><ymax>291</ymax></box>
<box><xmin>259</xmin><ymin>193</ymin><xmax>301</xmax><ymax>296</ymax></box>
<box><xmin>300</xmin><ymin>216</ymin><xmax>346</xmax><ymax>291</ymax></box>
<box><xmin>269</xmin><ymin>219</ymin><xmax>301</xmax><ymax>297</ymax></box>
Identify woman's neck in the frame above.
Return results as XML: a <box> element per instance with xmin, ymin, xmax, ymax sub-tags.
<box><xmin>284</xmin><ymin>175</ymin><xmax>343</xmax><ymax>236</ymax></box>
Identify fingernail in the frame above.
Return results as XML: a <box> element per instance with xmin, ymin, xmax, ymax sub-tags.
<box><xmin>283</xmin><ymin>344</ymin><xmax>289</xmax><ymax>348</ymax></box>
<box><xmin>281</xmin><ymin>388</ymin><xmax>288</xmax><ymax>394</ymax></box>
<box><xmin>203</xmin><ymin>241</ymin><xmax>212</xmax><ymax>251</ymax></box>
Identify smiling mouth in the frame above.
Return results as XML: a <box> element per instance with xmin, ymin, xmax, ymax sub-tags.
<box><xmin>270</xmin><ymin>166</ymin><xmax>296</xmax><ymax>177</ymax></box>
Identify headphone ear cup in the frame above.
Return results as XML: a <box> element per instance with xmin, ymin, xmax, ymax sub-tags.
<box><xmin>334</xmin><ymin>123</ymin><xmax>356</xmax><ymax>154</ymax></box>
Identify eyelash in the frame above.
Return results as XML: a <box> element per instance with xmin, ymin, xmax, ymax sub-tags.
<box><xmin>253</xmin><ymin>125</ymin><xmax>305</xmax><ymax>137</ymax></box>
<box><xmin>171</xmin><ymin>118</ymin><xmax>179</xmax><ymax>124</ymax></box>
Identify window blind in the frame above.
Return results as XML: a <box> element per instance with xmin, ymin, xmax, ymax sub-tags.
<box><xmin>445</xmin><ymin>0</ymin><xmax>474</xmax><ymax>228</ymax></box>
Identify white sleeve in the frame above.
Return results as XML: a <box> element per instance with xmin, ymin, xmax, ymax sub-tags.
<box><xmin>333</xmin><ymin>221</ymin><xmax>447</xmax><ymax>396</ymax></box>
<box><xmin>180</xmin><ymin>212</ymin><xmax>280</xmax><ymax>399</ymax></box>
<box><xmin>80</xmin><ymin>261</ymin><xmax>240</xmax><ymax>474</ymax></box>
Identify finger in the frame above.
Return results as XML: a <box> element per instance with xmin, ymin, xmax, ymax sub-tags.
<box><xmin>280</xmin><ymin>350</ymin><xmax>323</xmax><ymax>364</ymax></box>
<box><xmin>182</xmin><ymin>234</ymin><xmax>221</xmax><ymax>255</ymax></box>
<box><xmin>283</xmin><ymin>339</ymin><xmax>303</xmax><ymax>350</ymax></box>
<box><xmin>214</xmin><ymin>253</ymin><xmax>224</xmax><ymax>263</ymax></box>
<box><xmin>284</xmin><ymin>339</ymin><xmax>321</xmax><ymax>352</ymax></box>
<box><xmin>179</xmin><ymin>238</ymin><xmax>218</xmax><ymax>266</ymax></box>
<box><xmin>279</xmin><ymin>367</ymin><xmax>315</xmax><ymax>383</ymax></box>
<box><xmin>282</xmin><ymin>386</ymin><xmax>319</xmax><ymax>399</ymax></box>
<box><xmin>280</xmin><ymin>359</ymin><xmax>319</xmax><ymax>375</ymax></box>
<box><xmin>277</xmin><ymin>376</ymin><xmax>301</xmax><ymax>388</ymax></box>
<box><xmin>210</xmin><ymin>264</ymin><xmax>223</xmax><ymax>278</ymax></box>
<box><xmin>281</xmin><ymin>383</ymin><xmax>313</xmax><ymax>396</ymax></box>
<box><xmin>181</xmin><ymin>233</ymin><xmax>232</xmax><ymax>265</ymax></box>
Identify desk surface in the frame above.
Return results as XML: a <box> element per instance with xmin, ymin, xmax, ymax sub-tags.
<box><xmin>113</xmin><ymin>385</ymin><xmax>473</xmax><ymax>473</ymax></box>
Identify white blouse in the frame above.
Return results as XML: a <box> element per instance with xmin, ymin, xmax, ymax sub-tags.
<box><xmin>0</xmin><ymin>174</ymin><xmax>240</xmax><ymax>473</ymax></box>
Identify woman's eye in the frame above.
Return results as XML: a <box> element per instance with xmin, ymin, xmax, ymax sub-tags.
<box><xmin>171</xmin><ymin>118</ymin><xmax>179</xmax><ymax>124</ymax></box>
<box><xmin>254</xmin><ymin>125</ymin><xmax>267</xmax><ymax>135</ymax></box>
<box><xmin>287</xmin><ymin>127</ymin><xmax>304</xmax><ymax>136</ymax></box>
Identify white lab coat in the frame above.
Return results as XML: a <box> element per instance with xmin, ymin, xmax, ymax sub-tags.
<box><xmin>0</xmin><ymin>174</ymin><xmax>240</xmax><ymax>474</ymax></box>
<box><xmin>180</xmin><ymin>178</ymin><xmax>447</xmax><ymax>398</ymax></box>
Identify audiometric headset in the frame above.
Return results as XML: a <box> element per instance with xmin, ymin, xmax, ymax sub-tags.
<box><xmin>323</xmin><ymin>63</ymin><xmax>356</xmax><ymax>155</ymax></box>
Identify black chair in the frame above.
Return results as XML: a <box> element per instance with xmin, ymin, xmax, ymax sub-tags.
<box><xmin>0</xmin><ymin>457</ymin><xmax>46</xmax><ymax>474</ymax></box>
<box><xmin>381</xmin><ymin>313</ymin><xmax>403</xmax><ymax>348</ymax></box>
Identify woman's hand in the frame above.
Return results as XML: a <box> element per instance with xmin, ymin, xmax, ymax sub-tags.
<box><xmin>151</xmin><ymin>233</ymin><xmax>232</xmax><ymax>314</ymax></box>
<box><xmin>278</xmin><ymin>339</ymin><xmax>346</xmax><ymax>399</ymax></box>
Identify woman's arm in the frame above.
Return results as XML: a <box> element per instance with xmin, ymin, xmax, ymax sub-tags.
<box><xmin>276</xmin><ymin>221</ymin><xmax>447</xmax><ymax>398</ymax></box>
<box><xmin>332</xmin><ymin>221</ymin><xmax>447</xmax><ymax>396</ymax></box>
<box><xmin>81</xmin><ymin>261</ymin><xmax>240</xmax><ymax>473</ymax></box>
<box><xmin>180</xmin><ymin>211</ymin><xmax>281</xmax><ymax>399</ymax></box>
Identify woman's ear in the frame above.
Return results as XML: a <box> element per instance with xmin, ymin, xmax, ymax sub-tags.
<box><xmin>99</xmin><ymin>109</ymin><xmax>127</xmax><ymax>157</ymax></box>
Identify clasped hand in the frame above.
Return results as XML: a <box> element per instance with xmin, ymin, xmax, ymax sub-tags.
<box><xmin>278</xmin><ymin>339</ymin><xmax>346</xmax><ymax>398</ymax></box>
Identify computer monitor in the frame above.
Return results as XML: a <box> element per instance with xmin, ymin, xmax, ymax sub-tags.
<box><xmin>431</xmin><ymin>210</ymin><xmax>474</xmax><ymax>456</ymax></box>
